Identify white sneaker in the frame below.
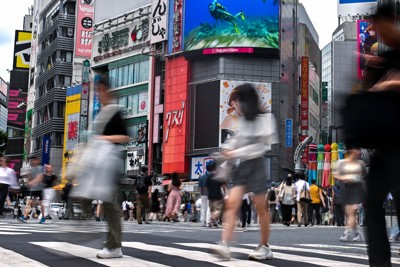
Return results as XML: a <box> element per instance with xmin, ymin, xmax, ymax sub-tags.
<box><xmin>353</xmin><ymin>232</ymin><xmax>362</xmax><ymax>242</ymax></box>
<box><xmin>208</xmin><ymin>241</ymin><xmax>230</xmax><ymax>260</ymax></box>
<box><xmin>248</xmin><ymin>244</ymin><xmax>273</xmax><ymax>260</ymax></box>
<box><xmin>339</xmin><ymin>231</ymin><xmax>354</xmax><ymax>242</ymax></box>
<box><xmin>96</xmin><ymin>247</ymin><xmax>123</xmax><ymax>259</ymax></box>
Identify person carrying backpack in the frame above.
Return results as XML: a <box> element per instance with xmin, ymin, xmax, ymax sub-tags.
<box><xmin>135</xmin><ymin>165</ymin><xmax>152</xmax><ymax>224</ymax></box>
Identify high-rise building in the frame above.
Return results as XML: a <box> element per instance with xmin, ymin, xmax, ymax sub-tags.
<box><xmin>29</xmin><ymin>0</ymin><xmax>77</xmax><ymax>174</ymax></box>
<box><xmin>0</xmin><ymin>78</ymin><xmax>8</xmax><ymax>134</ymax></box>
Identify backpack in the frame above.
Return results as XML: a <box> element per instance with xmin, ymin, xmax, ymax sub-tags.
<box><xmin>268</xmin><ymin>190</ymin><xmax>276</xmax><ymax>202</ymax></box>
<box><xmin>136</xmin><ymin>175</ymin><xmax>148</xmax><ymax>194</ymax></box>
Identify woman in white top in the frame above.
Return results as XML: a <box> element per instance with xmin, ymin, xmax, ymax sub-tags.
<box><xmin>209</xmin><ymin>84</ymin><xmax>278</xmax><ymax>261</ymax></box>
<box><xmin>0</xmin><ymin>157</ymin><xmax>18</xmax><ymax>216</ymax></box>
<box><xmin>279</xmin><ymin>174</ymin><xmax>296</xmax><ymax>226</ymax></box>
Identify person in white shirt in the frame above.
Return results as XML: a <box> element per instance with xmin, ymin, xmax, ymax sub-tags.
<box><xmin>0</xmin><ymin>157</ymin><xmax>18</xmax><ymax>217</ymax></box>
<box><xmin>294</xmin><ymin>173</ymin><xmax>310</xmax><ymax>227</ymax></box>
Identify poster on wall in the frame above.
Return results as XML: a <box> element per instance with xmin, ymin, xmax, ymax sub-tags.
<box><xmin>219</xmin><ymin>80</ymin><xmax>272</xmax><ymax>145</ymax></box>
<box><xmin>184</xmin><ymin>0</ymin><xmax>279</xmax><ymax>52</ymax></box>
<box><xmin>13</xmin><ymin>31</ymin><xmax>32</xmax><ymax>69</ymax></box>
<box><xmin>138</xmin><ymin>92</ymin><xmax>148</xmax><ymax>113</ymax></box>
<box><xmin>357</xmin><ymin>19</ymin><xmax>377</xmax><ymax>80</ymax></box>
<box><xmin>76</xmin><ymin>0</ymin><xmax>94</xmax><ymax>57</ymax></box>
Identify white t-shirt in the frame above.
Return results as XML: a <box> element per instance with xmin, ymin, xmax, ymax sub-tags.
<box><xmin>0</xmin><ymin>167</ymin><xmax>18</xmax><ymax>189</ymax></box>
<box><xmin>295</xmin><ymin>180</ymin><xmax>310</xmax><ymax>202</ymax></box>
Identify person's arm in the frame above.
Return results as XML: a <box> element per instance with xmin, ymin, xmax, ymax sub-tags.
<box><xmin>100</xmin><ymin>135</ymin><xmax>131</xmax><ymax>143</ymax></box>
<box><xmin>28</xmin><ymin>173</ymin><xmax>44</xmax><ymax>187</ymax></box>
<box><xmin>319</xmin><ymin>189</ymin><xmax>326</xmax><ymax>207</ymax></box>
<box><xmin>168</xmin><ymin>182</ymin><xmax>172</xmax><ymax>192</ymax></box>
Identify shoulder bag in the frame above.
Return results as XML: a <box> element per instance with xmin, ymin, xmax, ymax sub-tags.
<box><xmin>299</xmin><ymin>181</ymin><xmax>312</xmax><ymax>204</ymax></box>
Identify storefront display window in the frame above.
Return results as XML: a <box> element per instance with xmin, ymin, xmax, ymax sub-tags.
<box><xmin>109</xmin><ymin>60</ymin><xmax>149</xmax><ymax>89</ymax></box>
<box><xmin>117</xmin><ymin>91</ymin><xmax>147</xmax><ymax>118</ymax></box>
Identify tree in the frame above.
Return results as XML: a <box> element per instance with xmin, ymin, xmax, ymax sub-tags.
<box><xmin>0</xmin><ymin>130</ymin><xmax>8</xmax><ymax>156</ymax></box>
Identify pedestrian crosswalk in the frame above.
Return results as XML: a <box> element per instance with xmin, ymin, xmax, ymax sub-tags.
<box><xmin>2</xmin><ymin>240</ymin><xmax>400</xmax><ymax>267</ymax></box>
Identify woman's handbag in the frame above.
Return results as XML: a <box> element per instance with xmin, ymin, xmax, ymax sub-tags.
<box><xmin>342</xmin><ymin>90</ymin><xmax>400</xmax><ymax>149</ymax></box>
<box><xmin>299</xmin><ymin>182</ymin><xmax>312</xmax><ymax>203</ymax></box>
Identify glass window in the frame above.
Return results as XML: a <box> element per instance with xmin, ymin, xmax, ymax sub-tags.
<box><xmin>119</xmin><ymin>96</ymin><xmax>127</xmax><ymax>117</ymax></box>
<box><xmin>134</xmin><ymin>62</ymin><xmax>140</xmax><ymax>83</ymax></box>
<box><xmin>128</xmin><ymin>64</ymin><xmax>134</xmax><ymax>84</ymax></box>
<box><xmin>127</xmin><ymin>94</ymin><xmax>133</xmax><ymax>116</ymax></box>
<box><xmin>122</xmin><ymin>65</ymin><xmax>129</xmax><ymax>86</ymax></box>
<box><xmin>66</xmin><ymin>52</ymin><xmax>72</xmax><ymax>62</ymax></box>
<box><xmin>109</xmin><ymin>68</ymin><xmax>118</xmax><ymax>88</ymax></box>
<box><xmin>65</xmin><ymin>76</ymin><xmax>71</xmax><ymax>86</ymax></box>
<box><xmin>118</xmin><ymin>67</ymin><xmax>124</xmax><ymax>87</ymax></box>
<box><xmin>132</xmin><ymin>93</ymin><xmax>139</xmax><ymax>116</ymax></box>
<box><xmin>139</xmin><ymin>61</ymin><xmax>149</xmax><ymax>82</ymax></box>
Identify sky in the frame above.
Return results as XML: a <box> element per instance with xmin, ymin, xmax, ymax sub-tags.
<box><xmin>0</xmin><ymin>0</ymin><xmax>338</xmax><ymax>82</ymax></box>
<box><xmin>299</xmin><ymin>0</ymin><xmax>339</xmax><ymax>48</ymax></box>
<box><xmin>0</xmin><ymin>0</ymin><xmax>34</xmax><ymax>83</ymax></box>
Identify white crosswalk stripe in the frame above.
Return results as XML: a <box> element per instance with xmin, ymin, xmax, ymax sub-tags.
<box><xmin>0</xmin><ymin>247</ymin><xmax>48</xmax><ymax>267</ymax></box>
<box><xmin>0</xmin><ymin>240</ymin><xmax>394</xmax><ymax>266</ymax></box>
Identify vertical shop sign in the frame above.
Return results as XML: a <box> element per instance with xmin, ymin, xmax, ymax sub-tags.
<box><xmin>76</xmin><ymin>0</ymin><xmax>94</xmax><ymax>57</ymax></box>
<box><xmin>151</xmin><ymin>0</ymin><xmax>168</xmax><ymax>44</ymax></box>
<box><xmin>42</xmin><ymin>134</ymin><xmax>51</xmax><ymax>165</ymax></box>
<box><xmin>285</xmin><ymin>119</ymin><xmax>293</xmax><ymax>148</ymax></box>
<box><xmin>301</xmin><ymin>56</ymin><xmax>309</xmax><ymax>131</ymax></box>
<box><xmin>172</xmin><ymin>0</ymin><xmax>182</xmax><ymax>52</ymax></box>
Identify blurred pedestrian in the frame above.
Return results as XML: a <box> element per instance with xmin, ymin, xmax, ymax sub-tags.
<box><xmin>122</xmin><ymin>199</ymin><xmax>129</xmax><ymax>221</ymax></box>
<box><xmin>62</xmin><ymin>178</ymin><xmax>73</xmax><ymax>220</ymax></box>
<box><xmin>92</xmin><ymin>78</ymin><xmax>130</xmax><ymax>259</ymax></box>
<box><xmin>20</xmin><ymin>155</ymin><xmax>44</xmax><ymax>222</ymax></box>
<box><xmin>332</xmin><ymin>181</ymin><xmax>344</xmax><ymax>226</ymax></box>
<box><xmin>295</xmin><ymin>173</ymin><xmax>310</xmax><ymax>227</ymax></box>
<box><xmin>209</xmin><ymin>84</ymin><xmax>278</xmax><ymax>261</ymax></box>
<box><xmin>165</xmin><ymin>173</ymin><xmax>182</xmax><ymax>222</ymax></box>
<box><xmin>150</xmin><ymin>189</ymin><xmax>160</xmax><ymax>221</ymax></box>
<box><xmin>136</xmin><ymin>165</ymin><xmax>152</xmax><ymax>224</ymax></box>
<box><xmin>308</xmin><ymin>180</ymin><xmax>326</xmax><ymax>226</ymax></box>
<box><xmin>0</xmin><ymin>156</ymin><xmax>18</xmax><ymax>217</ymax></box>
<box><xmin>198</xmin><ymin>167</ymin><xmax>211</xmax><ymax>227</ymax></box>
<box><xmin>279</xmin><ymin>174</ymin><xmax>295</xmax><ymax>226</ymax></box>
<box><xmin>334</xmin><ymin>148</ymin><xmax>366</xmax><ymax>242</ymax></box>
<box><xmin>241</xmin><ymin>193</ymin><xmax>252</xmax><ymax>230</ymax></box>
<box><xmin>205</xmin><ymin>161</ymin><xmax>226</xmax><ymax>228</ymax></box>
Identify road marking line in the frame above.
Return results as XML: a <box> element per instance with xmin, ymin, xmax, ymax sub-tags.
<box><xmin>0</xmin><ymin>247</ymin><xmax>48</xmax><ymax>266</ymax></box>
<box><xmin>30</xmin><ymin>242</ymin><xmax>169</xmax><ymax>267</ymax></box>
<box><xmin>178</xmin><ymin>243</ymin><xmax>368</xmax><ymax>267</ymax></box>
<box><xmin>123</xmin><ymin>242</ymin><xmax>274</xmax><ymax>267</ymax></box>
<box><xmin>0</xmin><ymin>231</ymin><xmax>29</xmax><ymax>235</ymax></box>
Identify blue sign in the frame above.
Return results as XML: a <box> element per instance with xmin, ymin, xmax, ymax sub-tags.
<box><xmin>42</xmin><ymin>134</ymin><xmax>51</xmax><ymax>165</ymax></box>
<box><xmin>339</xmin><ymin>0</ymin><xmax>375</xmax><ymax>4</ymax></box>
<box><xmin>93</xmin><ymin>75</ymin><xmax>101</xmax><ymax>119</ymax></box>
<box><xmin>285</xmin><ymin>119</ymin><xmax>293</xmax><ymax>148</ymax></box>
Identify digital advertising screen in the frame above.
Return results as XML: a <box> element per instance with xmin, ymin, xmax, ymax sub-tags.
<box><xmin>183</xmin><ymin>0</ymin><xmax>279</xmax><ymax>53</ymax></box>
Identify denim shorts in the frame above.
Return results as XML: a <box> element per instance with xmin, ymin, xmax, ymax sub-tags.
<box><xmin>232</xmin><ymin>157</ymin><xmax>268</xmax><ymax>195</ymax></box>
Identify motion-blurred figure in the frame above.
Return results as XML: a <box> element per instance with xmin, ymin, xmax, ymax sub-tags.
<box><xmin>361</xmin><ymin>4</ymin><xmax>400</xmax><ymax>266</ymax></box>
<box><xmin>93</xmin><ymin>78</ymin><xmax>130</xmax><ymax>259</ymax></box>
<box><xmin>209</xmin><ymin>84</ymin><xmax>278</xmax><ymax>261</ymax></box>
<box><xmin>0</xmin><ymin>157</ymin><xmax>18</xmax><ymax>217</ymax></box>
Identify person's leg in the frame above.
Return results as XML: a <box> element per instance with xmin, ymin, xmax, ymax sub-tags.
<box><xmin>366</xmin><ymin>151</ymin><xmax>392</xmax><ymax>267</ymax></box>
<box><xmin>303</xmin><ymin>203</ymin><xmax>308</xmax><ymax>226</ymax></box>
<box><xmin>0</xmin><ymin>184</ymin><xmax>9</xmax><ymax>215</ymax></box>
<box><xmin>253</xmin><ymin>194</ymin><xmax>271</xmax><ymax>246</ymax></box>
<box><xmin>103</xmin><ymin>201</ymin><xmax>122</xmax><ymax>249</ymax></box>
<box><xmin>209</xmin><ymin>200</ymin><xmax>216</xmax><ymax>226</ymax></box>
<box><xmin>315</xmin><ymin>204</ymin><xmax>321</xmax><ymax>225</ymax></box>
<box><xmin>308</xmin><ymin>204</ymin><xmax>314</xmax><ymax>225</ymax></box>
<box><xmin>247</xmin><ymin>202</ymin><xmax>252</xmax><ymax>226</ymax></box>
<box><xmin>297</xmin><ymin>202</ymin><xmax>302</xmax><ymax>226</ymax></box>
<box><xmin>221</xmin><ymin>186</ymin><xmax>246</xmax><ymax>243</ymax></box>
<box><xmin>241</xmin><ymin>200</ymin><xmax>247</xmax><ymax>228</ymax></box>
<box><xmin>201</xmin><ymin>196</ymin><xmax>207</xmax><ymax>225</ymax></box>
<box><xmin>136</xmin><ymin>195</ymin><xmax>143</xmax><ymax>224</ymax></box>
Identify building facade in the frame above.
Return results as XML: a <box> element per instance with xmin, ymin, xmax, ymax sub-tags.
<box><xmin>30</xmin><ymin>0</ymin><xmax>77</xmax><ymax>174</ymax></box>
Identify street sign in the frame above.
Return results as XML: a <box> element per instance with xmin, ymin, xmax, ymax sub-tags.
<box><xmin>285</xmin><ymin>118</ymin><xmax>293</xmax><ymax>148</ymax></box>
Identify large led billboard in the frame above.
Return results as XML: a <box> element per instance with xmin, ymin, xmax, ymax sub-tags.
<box><xmin>183</xmin><ymin>0</ymin><xmax>279</xmax><ymax>53</ymax></box>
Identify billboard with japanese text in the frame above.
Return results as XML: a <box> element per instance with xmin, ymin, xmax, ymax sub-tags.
<box><xmin>300</xmin><ymin>57</ymin><xmax>309</xmax><ymax>131</ymax></box>
<box><xmin>76</xmin><ymin>0</ymin><xmax>94</xmax><ymax>57</ymax></box>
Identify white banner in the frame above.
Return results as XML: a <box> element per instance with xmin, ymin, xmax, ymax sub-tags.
<box><xmin>151</xmin><ymin>0</ymin><xmax>168</xmax><ymax>44</ymax></box>
<box><xmin>190</xmin><ymin>156</ymin><xmax>214</xmax><ymax>180</ymax></box>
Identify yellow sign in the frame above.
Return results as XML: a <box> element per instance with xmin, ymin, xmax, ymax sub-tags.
<box><xmin>14</xmin><ymin>31</ymin><xmax>32</xmax><ymax>69</ymax></box>
<box><xmin>62</xmin><ymin>93</ymin><xmax>81</xmax><ymax>183</ymax></box>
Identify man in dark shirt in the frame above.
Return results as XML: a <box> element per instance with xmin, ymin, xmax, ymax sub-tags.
<box><xmin>136</xmin><ymin>165</ymin><xmax>152</xmax><ymax>224</ymax></box>
<box><xmin>363</xmin><ymin>4</ymin><xmax>400</xmax><ymax>267</ymax></box>
<box><xmin>198</xmin><ymin>167</ymin><xmax>211</xmax><ymax>227</ymax></box>
<box><xmin>206</xmin><ymin>161</ymin><xmax>226</xmax><ymax>228</ymax></box>
<box><xmin>95</xmin><ymin>78</ymin><xmax>130</xmax><ymax>259</ymax></box>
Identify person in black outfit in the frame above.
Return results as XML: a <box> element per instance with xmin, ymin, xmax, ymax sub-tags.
<box><xmin>205</xmin><ymin>161</ymin><xmax>226</xmax><ymax>228</ymax></box>
<box><xmin>62</xmin><ymin>179</ymin><xmax>73</xmax><ymax>220</ymax></box>
<box><xmin>360</xmin><ymin>5</ymin><xmax>400</xmax><ymax>267</ymax></box>
<box><xmin>136</xmin><ymin>165</ymin><xmax>153</xmax><ymax>224</ymax></box>
<box><xmin>94</xmin><ymin>78</ymin><xmax>130</xmax><ymax>259</ymax></box>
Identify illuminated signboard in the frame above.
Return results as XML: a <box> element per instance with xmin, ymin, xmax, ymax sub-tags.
<box><xmin>183</xmin><ymin>0</ymin><xmax>279</xmax><ymax>52</ymax></box>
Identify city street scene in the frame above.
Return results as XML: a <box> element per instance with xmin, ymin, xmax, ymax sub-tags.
<box><xmin>0</xmin><ymin>0</ymin><xmax>399</xmax><ymax>266</ymax></box>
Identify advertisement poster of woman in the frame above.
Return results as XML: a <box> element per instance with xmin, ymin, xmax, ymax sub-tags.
<box><xmin>219</xmin><ymin>80</ymin><xmax>272</xmax><ymax>145</ymax></box>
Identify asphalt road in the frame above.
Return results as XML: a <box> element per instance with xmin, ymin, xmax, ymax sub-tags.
<box><xmin>0</xmin><ymin>217</ymin><xmax>400</xmax><ymax>267</ymax></box>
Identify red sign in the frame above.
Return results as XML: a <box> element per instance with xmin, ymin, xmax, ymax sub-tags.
<box><xmin>172</xmin><ymin>0</ymin><xmax>182</xmax><ymax>53</ymax></box>
<box><xmin>203</xmin><ymin>47</ymin><xmax>254</xmax><ymax>55</ymax></box>
<box><xmin>75</xmin><ymin>0</ymin><xmax>94</xmax><ymax>58</ymax></box>
<box><xmin>162</xmin><ymin>57</ymin><xmax>189</xmax><ymax>174</ymax></box>
<box><xmin>300</xmin><ymin>56</ymin><xmax>309</xmax><ymax>131</ymax></box>
<box><xmin>300</xmin><ymin>135</ymin><xmax>309</xmax><ymax>165</ymax></box>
